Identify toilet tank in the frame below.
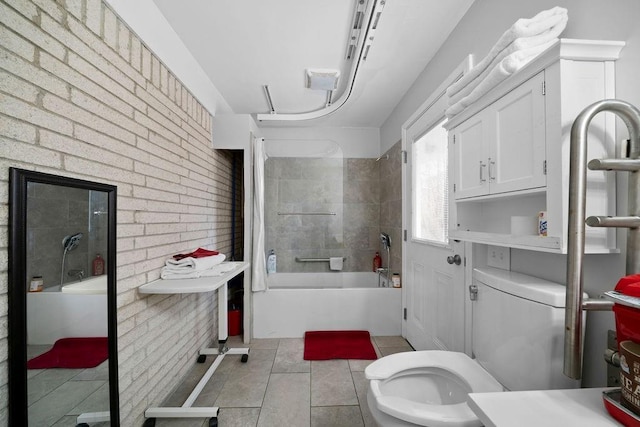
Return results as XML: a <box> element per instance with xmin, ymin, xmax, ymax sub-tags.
<box><xmin>472</xmin><ymin>267</ymin><xmax>584</xmax><ymax>391</ymax></box>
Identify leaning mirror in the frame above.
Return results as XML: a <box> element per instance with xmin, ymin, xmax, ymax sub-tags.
<box><xmin>9</xmin><ymin>168</ymin><xmax>119</xmax><ymax>426</ymax></box>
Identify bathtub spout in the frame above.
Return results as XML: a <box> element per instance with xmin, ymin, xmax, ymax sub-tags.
<box><xmin>376</xmin><ymin>268</ymin><xmax>389</xmax><ymax>287</ymax></box>
<box><xmin>68</xmin><ymin>269</ymin><xmax>85</xmax><ymax>281</ymax></box>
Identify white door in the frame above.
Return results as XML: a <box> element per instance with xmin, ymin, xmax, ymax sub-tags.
<box><xmin>401</xmin><ymin>60</ymin><xmax>470</xmax><ymax>352</ymax></box>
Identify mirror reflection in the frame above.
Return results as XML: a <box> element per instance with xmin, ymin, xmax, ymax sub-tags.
<box><xmin>26</xmin><ymin>183</ymin><xmax>110</xmax><ymax>425</ymax></box>
<box><xmin>9</xmin><ymin>169</ymin><xmax>118</xmax><ymax>426</ymax></box>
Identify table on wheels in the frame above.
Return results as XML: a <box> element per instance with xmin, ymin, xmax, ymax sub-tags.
<box><xmin>138</xmin><ymin>261</ymin><xmax>250</xmax><ymax>427</ymax></box>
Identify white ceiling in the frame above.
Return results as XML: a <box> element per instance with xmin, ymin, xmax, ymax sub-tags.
<box><xmin>152</xmin><ymin>0</ymin><xmax>475</xmax><ymax>128</ymax></box>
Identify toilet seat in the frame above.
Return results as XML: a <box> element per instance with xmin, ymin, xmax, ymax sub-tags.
<box><xmin>365</xmin><ymin>351</ymin><xmax>503</xmax><ymax>426</ymax></box>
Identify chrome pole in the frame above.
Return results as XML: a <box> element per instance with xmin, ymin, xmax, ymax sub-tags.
<box><xmin>565</xmin><ymin>99</ymin><xmax>640</xmax><ymax>379</ymax></box>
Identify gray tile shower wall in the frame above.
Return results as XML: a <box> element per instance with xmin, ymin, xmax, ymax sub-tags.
<box><xmin>379</xmin><ymin>141</ymin><xmax>403</xmax><ymax>277</ymax></box>
<box><xmin>264</xmin><ymin>146</ymin><xmax>402</xmax><ymax>274</ymax></box>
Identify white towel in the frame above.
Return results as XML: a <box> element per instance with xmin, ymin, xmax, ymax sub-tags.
<box><xmin>446</xmin><ymin>7</ymin><xmax>567</xmax><ymax>99</ymax></box>
<box><xmin>329</xmin><ymin>257</ymin><xmax>343</xmax><ymax>271</ymax></box>
<box><xmin>164</xmin><ymin>253</ymin><xmax>226</xmax><ymax>272</ymax></box>
<box><xmin>446</xmin><ymin>39</ymin><xmax>557</xmax><ymax>116</ymax></box>
<box><xmin>160</xmin><ymin>260</ymin><xmax>236</xmax><ymax>280</ymax></box>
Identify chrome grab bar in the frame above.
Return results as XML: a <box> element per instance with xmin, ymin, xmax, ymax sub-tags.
<box><xmin>278</xmin><ymin>212</ymin><xmax>336</xmax><ymax>216</ymax></box>
<box><xmin>565</xmin><ymin>99</ymin><xmax>640</xmax><ymax>379</ymax></box>
<box><xmin>295</xmin><ymin>257</ymin><xmax>346</xmax><ymax>262</ymax></box>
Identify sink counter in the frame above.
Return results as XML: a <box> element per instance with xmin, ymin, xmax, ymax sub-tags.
<box><xmin>468</xmin><ymin>387</ymin><xmax>623</xmax><ymax>426</ymax></box>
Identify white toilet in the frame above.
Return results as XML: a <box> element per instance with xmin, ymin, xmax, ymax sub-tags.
<box><xmin>365</xmin><ymin>267</ymin><xmax>583</xmax><ymax>427</ymax></box>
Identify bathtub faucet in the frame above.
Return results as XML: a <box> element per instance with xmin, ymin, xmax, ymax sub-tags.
<box><xmin>376</xmin><ymin>267</ymin><xmax>389</xmax><ymax>287</ymax></box>
<box><xmin>68</xmin><ymin>269</ymin><xmax>85</xmax><ymax>281</ymax></box>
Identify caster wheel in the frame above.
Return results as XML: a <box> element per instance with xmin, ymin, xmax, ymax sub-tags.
<box><xmin>76</xmin><ymin>424</ymin><xmax>90</xmax><ymax>427</ymax></box>
<box><xmin>241</xmin><ymin>354</ymin><xmax>249</xmax><ymax>363</ymax></box>
<box><xmin>143</xmin><ymin>418</ymin><xmax>156</xmax><ymax>427</ymax></box>
<box><xmin>197</xmin><ymin>354</ymin><xmax>207</xmax><ymax>363</ymax></box>
<box><xmin>209</xmin><ymin>417</ymin><xmax>218</xmax><ymax>427</ymax></box>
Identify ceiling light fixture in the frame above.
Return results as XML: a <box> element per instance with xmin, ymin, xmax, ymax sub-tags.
<box><xmin>305</xmin><ymin>69</ymin><xmax>340</xmax><ymax>91</ymax></box>
<box><xmin>257</xmin><ymin>0</ymin><xmax>385</xmax><ymax>123</ymax></box>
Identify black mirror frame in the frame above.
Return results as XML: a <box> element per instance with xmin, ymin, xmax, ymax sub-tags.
<box><xmin>8</xmin><ymin>168</ymin><xmax>120</xmax><ymax>426</ymax></box>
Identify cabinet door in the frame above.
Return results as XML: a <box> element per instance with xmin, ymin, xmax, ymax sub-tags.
<box><xmin>452</xmin><ymin>111</ymin><xmax>490</xmax><ymax>199</ymax></box>
<box><xmin>489</xmin><ymin>72</ymin><xmax>546</xmax><ymax>194</ymax></box>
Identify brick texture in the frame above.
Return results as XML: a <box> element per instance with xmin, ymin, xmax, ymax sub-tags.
<box><xmin>0</xmin><ymin>0</ymin><xmax>234</xmax><ymax>424</ymax></box>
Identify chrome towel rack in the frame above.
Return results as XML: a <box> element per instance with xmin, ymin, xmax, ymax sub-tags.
<box><xmin>565</xmin><ymin>99</ymin><xmax>640</xmax><ymax>380</ymax></box>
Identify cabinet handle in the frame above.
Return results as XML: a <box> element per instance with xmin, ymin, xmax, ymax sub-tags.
<box><xmin>479</xmin><ymin>161</ymin><xmax>487</xmax><ymax>182</ymax></box>
<box><xmin>489</xmin><ymin>158</ymin><xmax>496</xmax><ymax>181</ymax></box>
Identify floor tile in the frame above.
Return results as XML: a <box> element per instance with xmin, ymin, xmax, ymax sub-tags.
<box><xmin>379</xmin><ymin>347</ymin><xmax>413</xmax><ymax>357</ymax></box>
<box><xmin>351</xmin><ymin>371</ymin><xmax>377</xmax><ymax>427</ymax></box>
<box><xmin>67</xmin><ymin>381</ymin><xmax>110</xmax><ymax>415</ymax></box>
<box><xmin>311</xmin><ymin>405</ymin><xmax>364</xmax><ymax>427</ymax></box>
<box><xmin>348</xmin><ymin>359</ymin><xmax>375</xmax><ymax>372</ymax></box>
<box><xmin>272</xmin><ymin>338</ymin><xmax>310</xmax><ymax>373</ymax></box>
<box><xmin>214</xmin><ymin>371</ymin><xmax>270</xmax><ymax>407</ymax></box>
<box><xmin>28</xmin><ymin>368</ymin><xmax>85</xmax><ymax>404</ymax></box>
<box><xmin>218</xmin><ymin>407</ymin><xmax>261</xmax><ymax>426</ymax></box>
<box><xmin>373</xmin><ymin>336</ymin><xmax>410</xmax><ymax>348</ymax></box>
<box><xmin>311</xmin><ymin>360</ymin><xmax>358</xmax><ymax>406</ymax></box>
<box><xmin>28</xmin><ymin>380</ymin><xmax>104</xmax><ymax>426</ymax></box>
<box><xmin>257</xmin><ymin>373</ymin><xmax>311</xmax><ymax>427</ymax></box>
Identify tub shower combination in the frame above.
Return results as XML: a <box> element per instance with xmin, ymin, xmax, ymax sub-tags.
<box><xmin>27</xmin><ymin>275</ymin><xmax>108</xmax><ymax>345</ymax></box>
<box><xmin>253</xmin><ymin>272</ymin><xmax>401</xmax><ymax>338</ymax></box>
<box><xmin>253</xmin><ymin>140</ymin><xmax>402</xmax><ymax>338</ymax></box>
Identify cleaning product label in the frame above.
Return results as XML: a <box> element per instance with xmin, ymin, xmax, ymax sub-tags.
<box><xmin>620</xmin><ymin>340</ymin><xmax>640</xmax><ymax>416</ymax></box>
<box><xmin>267</xmin><ymin>250</ymin><xmax>276</xmax><ymax>274</ymax></box>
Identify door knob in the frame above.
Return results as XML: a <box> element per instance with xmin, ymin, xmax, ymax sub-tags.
<box><xmin>447</xmin><ymin>254</ymin><xmax>462</xmax><ymax>265</ymax></box>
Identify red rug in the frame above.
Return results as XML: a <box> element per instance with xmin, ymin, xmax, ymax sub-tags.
<box><xmin>303</xmin><ymin>330</ymin><xmax>377</xmax><ymax>360</ymax></box>
<box><xmin>27</xmin><ymin>337</ymin><xmax>108</xmax><ymax>369</ymax></box>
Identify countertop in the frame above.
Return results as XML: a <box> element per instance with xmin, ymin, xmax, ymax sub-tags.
<box><xmin>468</xmin><ymin>387</ymin><xmax>624</xmax><ymax>426</ymax></box>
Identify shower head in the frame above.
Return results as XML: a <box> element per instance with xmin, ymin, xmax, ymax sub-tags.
<box><xmin>380</xmin><ymin>233</ymin><xmax>391</xmax><ymax>250</ymax></box>
<box><xmin>62</xmin><ymin>233</ymin><xmax>83</xmax><ymax>252</ymax></box>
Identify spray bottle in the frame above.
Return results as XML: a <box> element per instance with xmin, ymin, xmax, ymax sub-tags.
<box><xmin>267</xmin><ymin>249</ymin><xmax>277</xmax><ymax>274</ymax></box>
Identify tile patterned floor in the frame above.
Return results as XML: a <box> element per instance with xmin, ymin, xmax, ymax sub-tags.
<box><xmin>155</xmin><ymin>335</ymin><xmax>413</xmax><ymax>427</ymax></box>
<box><xmin>26</xmin><ymin>344</ymin><xmax>110</xmax><ymax>426</ymax></box>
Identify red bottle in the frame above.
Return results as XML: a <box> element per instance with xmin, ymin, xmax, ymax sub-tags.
<box><xmin>373</xmin><ymin>252</ymin><xmax>382</xmax><ymax>272</ymax></box>
<box><xmin>92</xmin><ymin>253</ymin><xmax>105</xmax><ymax>276</ymax></box>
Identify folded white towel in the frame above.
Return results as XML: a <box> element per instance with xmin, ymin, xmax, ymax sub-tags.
<box><xmin>164</xmin><ymin>253</ymin><xmax>226</xmax><ymax>272</ymax></box>
<box><xmin>161</xmin><ymin>261</ymin><xmax>236</xmax><ymax>280</ymax></box>
<box><xmin>329</xmin><ymin>257</ymin><xmax>343</xmax><ymax>271</ymax></box>
<box><xmin>446</xmin><ymin>39</ymin><xmax>557</xmax><ymax>117</ymax></box>
<box><xmin>446</xmin><ymin>7</ymin><xmax>567</xmax><ymax>99</ymax></box>
<box><xmin>160</xmin><ymin>269</ymin><xmax>201</xmax><ymax>280</ymax></box>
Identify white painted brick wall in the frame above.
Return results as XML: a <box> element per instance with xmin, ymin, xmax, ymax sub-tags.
<box><xmin>0</xmin><ymin>1</ymin><xmax>235</xmax><ymax>425</ymax></box>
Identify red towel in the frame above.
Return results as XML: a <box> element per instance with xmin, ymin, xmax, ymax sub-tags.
<box><xmin>173</xmin><ymin>247</ymin><xmax>220</xmax><ymax>260</ymax></box>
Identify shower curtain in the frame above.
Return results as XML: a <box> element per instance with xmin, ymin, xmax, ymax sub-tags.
<box><xmin>252</xmin><ymin>137</ymin><xmax>267</xmax><ymax>292</ymax></box>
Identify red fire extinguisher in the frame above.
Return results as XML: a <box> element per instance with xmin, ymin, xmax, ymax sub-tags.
<box><xmin>373</xmin><ymin>252</ymin><xmax>382</xmax><ymax>272</ymax></box>
<box><xmin>92</xmin><ymin>253</ymin><xmax>105</xmax><ymax>276</ymax></box>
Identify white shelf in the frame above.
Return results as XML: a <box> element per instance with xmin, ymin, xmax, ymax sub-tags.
<box><xmin>450</xmin><ymin>230</ymin><xmax>561</xmax><ymax>252</ymax></box>
<box><xmin>138</xmin><ymin>262</ymin><xmax>249</xmax><ymax>294</ymax></box>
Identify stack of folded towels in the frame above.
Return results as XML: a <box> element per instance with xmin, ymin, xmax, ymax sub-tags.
<box><xmin>446</xmin><ymin>6</ymin><xmax>568</xmax><ymax>118</ymax></box>
<box><xmin>160</xmin><ymin>248</ymin><xmax>235</xmax><ymax>280</ymax></box>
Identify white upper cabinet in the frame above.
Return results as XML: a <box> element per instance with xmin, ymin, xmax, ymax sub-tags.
<box><xmin>446</xmin><ymin>39</ymin><xmax>624</xmax><ymax>253</ymax></box>
<box><xmin>452</xmin><ymin>72</ymin><xmax>546</xmax><ymax>199</ymax></box>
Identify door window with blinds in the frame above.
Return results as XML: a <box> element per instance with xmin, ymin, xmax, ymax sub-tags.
<box><xmin>412</xmin><ymin>118</ymin><xmax>449</xmax><ymax>244</ymax></box>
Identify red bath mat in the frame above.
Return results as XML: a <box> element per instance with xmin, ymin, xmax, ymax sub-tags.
<box><xmin>304</xmin><ymin>330</ymin><xmax>377</xmax><ymax>360</ymax></box>
<box><xmin>27</xmin><ymin>337</ymin><xmax>108</xmax><ymax>369</ymax></box>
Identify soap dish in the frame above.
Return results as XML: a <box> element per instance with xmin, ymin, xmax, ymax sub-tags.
<box><xmin>602</xmin><ymin>388</ymin><xmax>640</xmax><ymax>426</ymax></box>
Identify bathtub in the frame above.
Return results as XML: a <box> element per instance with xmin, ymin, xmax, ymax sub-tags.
<box><xmin>27</xmin><ymin>275</ymin><xmax>108</xmax><ymax>345</ymax></box>
<box><xmin>253</xmin><ymin>272</ymin><xmax>402</xmax><ymax>338</ymax></box>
